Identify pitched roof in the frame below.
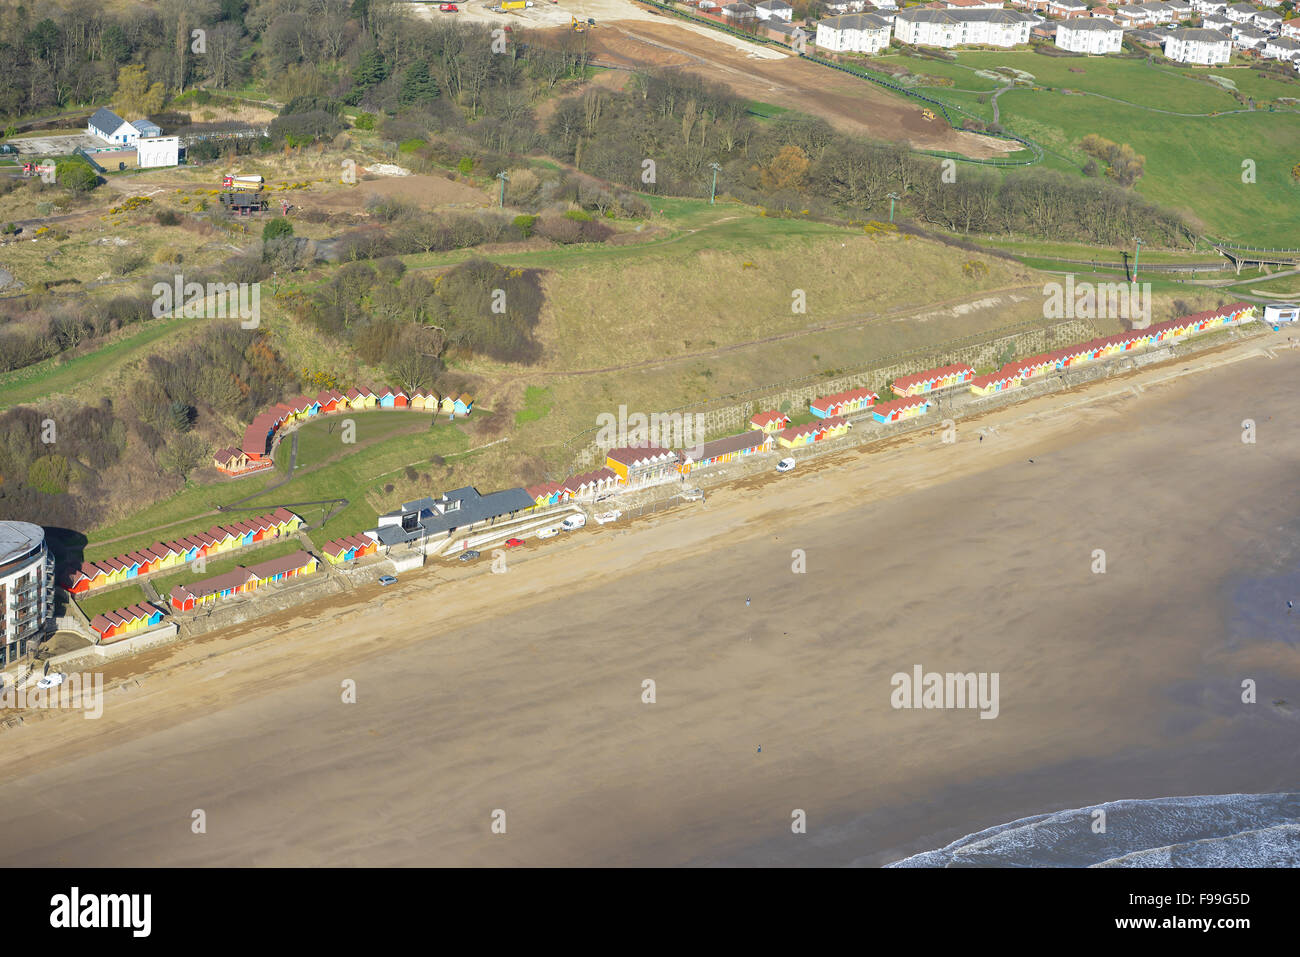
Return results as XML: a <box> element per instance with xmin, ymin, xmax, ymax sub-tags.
<box><xmin>751</xmin><ymin>410</ymin><xmax>790</xmax><ymax>427</ymax></box>
<box><xmin>247</xmin><ymin>549</ymin><xmax>316</xmax><ymax>580</ymax></box>
<box><xmin>892</xmin><ymin>363</ymin><xmax>975</xmax><ymax>392</ymax></box>
<box><xmin>89</xmin><ymin>107</ymin><xmax>126</xmax><ymax>132</ymax></box>
<box><xmin>687</xmin><ymin>429</ymin><xmax>770</xmax><ymax>463</ymax></box>
<box><xmin>606</xmin><ymin>446</ymin><xmax>678</xmax><ymax>466</ymax></box>
<box><xmin>874</xmin><ymin>395</ymin><xmax>931</xmax><ymax>415</ymax></box>
<box><xmin>172</xmin><ymin>567</ymin><xmax>257</xmax><ymax>603</ymax></box>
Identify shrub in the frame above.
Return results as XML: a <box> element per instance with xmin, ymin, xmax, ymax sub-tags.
<box><xmin>355</xmin><ymin>112</ymin><xmax>376</xmax><ymax>131</ymax></box>
<box><xmin>513</xmin><ymin>214</ymin><xmax>538</xmax><ymax>239</ymax></box>
<box><xmin>564</xmin><ymin>208</ymin><xmax>593</xmax><ymax>222</ymax></box>
<box><xmin>156</xmin><ymin>210</ymin><xmax>181</xmax><ymax>226</ymax></box>
<box><xmin>263</xmin><ymin>217</ymin><xmax>294</xmax><ymax>241</ymax></box>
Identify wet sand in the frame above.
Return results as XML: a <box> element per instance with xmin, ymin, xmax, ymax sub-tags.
<box><xmin>1</xmin><ymin>338</ymin><xmax>1299</xmax><ymax>866</ymax></box>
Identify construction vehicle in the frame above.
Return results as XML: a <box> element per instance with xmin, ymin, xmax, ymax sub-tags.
<box><xmin>921</xmin><ymin>109</ymin><xmax>936</xmax><ymax>122</ymax></box>
<box><xmin>219</xmin><ymin>191</ymin><xmax>268</xmax><ymax>215</ymax></box>
<box><xmin>222</xmin><ymin>174</ymin><xmax>264</xmax><ymax>192</ymax></box>
<box><xmin>571</xmin><ymin>14</ymin><xmax>586</xmax><ymax>31</ymax></box>
<box><xmin>501</xmin><ymin>0</ymin><xmax>525</xmax><ymax>9</ymax></box>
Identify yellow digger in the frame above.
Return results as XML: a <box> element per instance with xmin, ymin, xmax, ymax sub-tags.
<box><xmin>921</xmin><ymin>109</ymin><xmax>936</xmax><ymax>122</ymax></box>
<box><xmin>571</xmin><ymin>15</ymin><xmax>586</xmax><ymax>31</ymax></box>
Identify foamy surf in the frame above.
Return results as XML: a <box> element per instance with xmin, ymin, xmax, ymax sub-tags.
<box><xmin>886</xmin><ymin>793</ymin><xmax>1300</xmax><ymax>867</ymax></box>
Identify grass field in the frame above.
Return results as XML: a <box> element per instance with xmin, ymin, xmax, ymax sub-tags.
<box><xmin>862</xmin><ymin>49</ymin><xmax>1300</xmax><ymax>243</ymax></box>
<box><xmin>73</xmin><ymin>583</ymin><xmax>148</xmax><ymax>619</ymax></box>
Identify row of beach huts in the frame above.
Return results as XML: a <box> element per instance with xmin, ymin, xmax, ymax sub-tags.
<box><xmin>70</xmin><ymin>301</ymin><xmax>1263</xmax><ymax>641</ymax></box>
<box><xmin>214</xmin><ymin>386</ymin><xmax>474</xmax><ymax>477</ymax></box>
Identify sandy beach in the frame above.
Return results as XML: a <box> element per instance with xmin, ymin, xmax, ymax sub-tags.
<box><xmin>1</xmin><ymin>335</ymin><xmax>1298</xmax><ymax>866</ymax></box>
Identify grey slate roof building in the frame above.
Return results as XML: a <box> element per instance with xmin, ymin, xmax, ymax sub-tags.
<box><xmin>368</xmin><ymin>486</ymin><xmax>536</xmax><ymax>546</ymax></box>
<box><xmin>88</xmin><ymin>107</ymin><xmax>124</xmax><ymax>131</ymax></box>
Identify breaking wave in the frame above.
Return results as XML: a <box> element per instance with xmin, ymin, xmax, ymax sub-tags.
<box><xmin>886</xmin><ymin>793</ymin><xmax>1300</xmax><ymax>867</ymax></box>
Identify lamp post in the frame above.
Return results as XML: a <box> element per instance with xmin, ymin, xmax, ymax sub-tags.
<box><xmin>1132</xmin><ymin>236</ymin><xmax>1143</xmax><ymax>283</ymax></box>
<box><xmin>887</xmin><ymin>192</ymin><xmax>901</xmax><ymax>224</ymax></box>
<box><xmin>709</xmin><ymin>163</ymin><xmax>722</xmax><ymax>205</ymax></box>
<box><xmin>497</xmin><ymin>171</ymin><xmax>509</xmax><ymax>208</ymax></box>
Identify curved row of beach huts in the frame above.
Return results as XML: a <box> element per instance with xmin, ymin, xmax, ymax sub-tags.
<box><xmin>215</xmin><ymin>386</ymin><xmax>475</xmax><ymax>477</ymax></box>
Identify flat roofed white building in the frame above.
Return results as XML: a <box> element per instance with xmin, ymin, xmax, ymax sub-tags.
<box><xmin>137</xmin><ymin>136</ymin><xmax>180</xmax><ymax>168</ymax></box>
<box><xmin>0</xmin><ymin>521</ymin><xmax>54</xmax><ymax>666</ymax></box>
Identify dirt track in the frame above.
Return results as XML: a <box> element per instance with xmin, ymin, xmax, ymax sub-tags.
<box><xmin>568</xmin><ymin>19</ymin><xmax>1014</xmax><ymax>157</ymax></box>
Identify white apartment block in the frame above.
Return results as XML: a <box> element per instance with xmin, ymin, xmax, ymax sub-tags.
<box><xmin>1263</xmin><ymin>34</ymin><xmax>1300</xmax><ymax>56</ymax></box>
<box><xmin>816</xmin><ymin>12</ymin><xmax>895</xmax><ymax>52</ymax></box>
<box><xmin>1056</xmin><ymin>17</ymin><xmax>1126</xmax><ymax>52</ymax></box>
<box><xmin>893</xmin><ymin>8</ymin><xmax>1036</xmax><ymax>47</ymax></box>
<box><xmin>755</xmin><ymin>0</ymin><xmax>793</xmax><ymax>20</ymax></box>
<box><xmin>1164</xmin><ymin>25</ymin><xmax>1233</xmax><ymax>61</ymax></box>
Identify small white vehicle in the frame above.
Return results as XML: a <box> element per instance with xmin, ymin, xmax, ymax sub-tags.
<box><xmin>594</xmin><ymin>509</ymin><xmax>622</xmax><ymax>525</ymax></box>
<box><xmin>776</xmin><ymin>457</ymin><xmax>796</xmax><ymax>473</ymax></box>
<box><xmin>537</xmin><ymin>526</ymin><xmax>561</xmax><ymax>539</ymax></box>
<box><xmin>36</xmin><ymin>672</ymin><xmax>66</xmax><ymax>690</ymax></box>
<box><xmin>560</xmin><ymin>514</ymin><xmax>586</xmax><ymax>531</ymax></box>
<box><xmin>681</xmin><ymin>487</ymin><xmax>704</xmax><ymax>501</ymax></box>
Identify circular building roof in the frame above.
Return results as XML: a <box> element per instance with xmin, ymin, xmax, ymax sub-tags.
<box><xmin>0</xmin><ymin>521</ymin><xmax>45</xmax><ymax>566</ymax></box>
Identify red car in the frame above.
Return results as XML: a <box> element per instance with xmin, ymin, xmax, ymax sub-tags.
<box><xmin>439</xmin><ymin>3</ymin><xmax>458</xmax><ymax>10</ymax></box>
<box><xmin>505</xmin><ymin>537</ymin><xmax>525</xmax><ymax>548</ymax></box>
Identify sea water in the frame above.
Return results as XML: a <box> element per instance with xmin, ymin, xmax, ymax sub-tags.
<box><xmin>885</xmin><ymin>793</ymin><xmax>1300</xmax><ymax>867</ymax></box>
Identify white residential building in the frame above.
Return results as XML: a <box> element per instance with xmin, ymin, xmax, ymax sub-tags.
<box><xmin>824</xmin><ymin>0</ymin><xmax>870</xmax><ymax>12</ymax></box>
<box><xmin>1224</xmin><ymin>2</ymin><xmax>1257</xmax><ymax>23</ymax></box>
<box><xmin>1190</xmin><ymin>0</ymin><xmax>1227</xmax><ymax>13</ymax></box>
<box><xmin>1203</xmin><ymin>13</ymin><xmax>1234</xmax><ymax>30</ymax></box>
<box><xmin>755</xmin><ymin>0</ymin><xmax>793</xmax><ymax>19</ymax></box>
<box><xmin>87</xmin><ymin>107</ymin><xmax>143</xmax><ymax>145</ymax></box>
<box><xmin>817</xmin><ymin>12</ymin><xmax>894</xmax><ymax>50</ymax></box>
<box><xmin>939</xmin><ymin>0</ymin><xmax>1007</xmax><ymax>9</ymax></box>
<box><xmin>1048</xmin><ymin>0</ymin><xmax>1088</xmax><ymax>17</ymax></box>
<box><xmin>1056</xmin><ymin>17</ymin><xmax>1125</xmax><ymax>51</ymax></box>
<box><xmin>1254</xmin><ymin>9</ymin><xmax>1282</xmax><ymax>30</ymax></box>
<box><xmin>1263</xmin><ymin>34</ymin><xmax>1300</xmax><ymax>56</ymax></box>
<box><xmin>1282</xmin><ymin>19</ymin><xmax>1300</xmax><ymax>40</ymax></box>
<box><xmin>893</xmin><ymin>8</ymin><xmax>1036</xmax><ymax>47</ymax></box>
<box><xmin>0</xmin><ymin>522</ymin><xmax>55</xmax><ymax>667</ymax></box>
<box><xmin>1164</xmin><ymin>25</ymin><xmax>1233</xmax><ymax>60</ymax></box>
<box><xmin>1232</xmin><ymin>23</ymin><xmax>1268</xmax><ymax>47</ymax></box>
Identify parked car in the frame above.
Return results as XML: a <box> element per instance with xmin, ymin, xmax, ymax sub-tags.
<box><xmin>36</xmin><ymin>673</ymin><xmax>66</xmax><ymax>690</ymax></box>
<box><xmin>560</xmin><ymin>514</ymin><xmax>586</xmax><ymax>531</ymax></box>
<box><xmin>459</xmin><ymin>549</ymin><xmax>480</xmax><ymax>561</ymax></box>
<box><xmin>681</xmin><ymin>487</ymin><xmax>704</xmax><ymax>501</ymax></box>
<box><xmin>537</xmin><ymin>526</ymin><xmax>561</xmax><ymax>539</ymax></box>
<box><xmin>505</xmin><ymin>537</ymin><xmax>525</xmax><ymax>548</ymax></box>
<box><xmin>378</xmin><ymin>575</ymin><xmax>398</xmax><ymax>586</ymax></box>
<box><xmin>594</xmin><ymin>509</ymin><xmax>622</xmax><ymax>525</ymax></box>
<box><xmin>438</xmin><ymin>2</ymin><xmax>458</xmax><ymax>9</ymax></box>
<box><xmin>776</xmin><ymin>457</ymin><xmax>797</xmax><ymax>473</ymax></box>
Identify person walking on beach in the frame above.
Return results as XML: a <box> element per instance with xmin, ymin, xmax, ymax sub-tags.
<box><xmin>746</xmin><ymin>596</ymin><xmax>751</xmax><ymax>607</ymax></box>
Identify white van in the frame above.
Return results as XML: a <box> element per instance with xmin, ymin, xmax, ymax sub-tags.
<box><xmin>561</xmin><ymin>513</ymin><xmax>586</xmax><ymax>531</ymax></box>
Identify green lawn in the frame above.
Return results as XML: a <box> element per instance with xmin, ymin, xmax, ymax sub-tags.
<box><xmin>863</xmin><ymin>49</ymin><xmax>1300</xmax><ymax>243</ymax></box>
<box><xmin>74</xmin><ymin>583</ymin><xmax>149</xmax><ymax>619</ymax></box>
<box><xmin>514</xmin><ymin>386</ymin><xmax>554</xmax><ymax>426</ymax></box>
<box><xmin>82</xmin><ymin>411</ymin><xmax>470</xmax><ymax>560</ymax></box>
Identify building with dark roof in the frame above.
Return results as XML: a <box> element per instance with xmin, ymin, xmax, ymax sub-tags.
<box><xmin>367</xmin><ymin>486</ymin><xmax>536</xmax><ymax>548</ymax></box>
